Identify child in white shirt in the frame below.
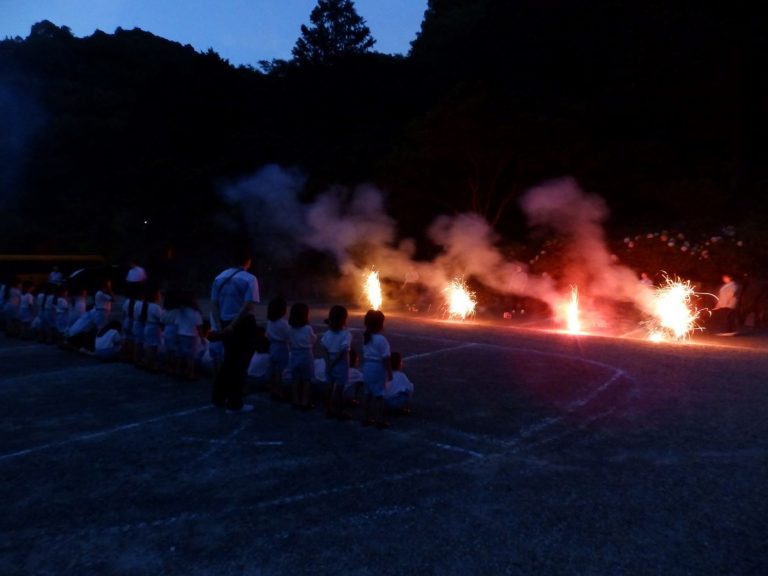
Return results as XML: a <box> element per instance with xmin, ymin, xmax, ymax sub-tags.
<box><xmin>288</xmin><ymin>302</ymin><xmax>316</xmax><ymax>409</ymax></box>
<box><xmin>384</xmin><ymin>352</ymin><xmax>414</xmax><ymax>414</ymax></box>
<box><xmin>175</xmin><ymin>291</ymin><xmax>202</xmax><ymax>380</ymax></box>
<box><xmin>94</xmin><ymin>320</ymin><xmax>123</xmax><ymax>361</ymax></box>
<box><xmin>320</xmin><ymin>305</ymin><xmax>351</xmax><ymax>419</ymax></box>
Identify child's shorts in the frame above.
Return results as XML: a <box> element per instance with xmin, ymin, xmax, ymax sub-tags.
<box><xmin>362</xmin><ymin>362</ymin><xmax>386</xmax><ymax>397</ymax></box>
<box><xmin>327</xmin><ymin>360</ymin><xmax>349</xmax><ymax>388</ymax></box>
<box><xmin>176</xmin><ymin>334</ymin><xmax>200</xmax><ymax>359</ymax></box>
<box><xmin>289</xmin><ymin>349</ymin><xmax>314</xmax><ymax>382</ymax></box>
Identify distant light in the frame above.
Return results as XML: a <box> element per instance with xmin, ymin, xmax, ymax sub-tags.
<box><xmin>143</xmin><ymin>220</ymin><xmax>148</xmax><ymax>225</ymax></box>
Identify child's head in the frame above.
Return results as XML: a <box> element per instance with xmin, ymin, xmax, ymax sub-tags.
<box><xmin>363</xmin><ymin>309</ymin><xmax>385</xmax><ymax>344</ymax></box>
<box><xmin>391</xmin><ymin>351</ymin><xmax>403</xmax><ymax>371</ymax></box>
<box><xmin>326</xmin><ymin>305</ymin><xmax>348</xmax><ymax>332</ymax></box>
<box><xmin>364</xmin><ymin>309</ymin><xmax>385</xmax><ymax>333</ymax></box>
<box><xmin>288</xmin><ymin>302</ymin><xmax>309</xmax><ymax>328</ymax></box>
<box><xmin>267</xmin><ymin>297</ymin><xmax>287</xmax><ymax>322</ymax></box>
<box><xmin>233</xmin><ymin>246</ymin><xmax>253</xmax><ymax>269</ymax></box>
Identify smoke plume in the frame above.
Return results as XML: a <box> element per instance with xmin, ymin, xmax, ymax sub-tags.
<box><xmin>222</xmin><ymin>166</ymin><xmax>652</xmax><ymax>318</ymax></box>
<box><xmin>520</xmin><ymin>177</ymin><xmax>654</xmax><ymax>314</ymax></box>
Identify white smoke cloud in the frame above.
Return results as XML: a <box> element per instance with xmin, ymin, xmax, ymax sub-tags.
<box><xmin>520</xmin><ymin>177</ymin><xmax>654</xmax><ymax>314</ymax></box>
<box><xmin>221</xmin><ymin>166</ymin><xmax>652</xmax><ymax>319</ymax></box>
<box><xmin>220</xmin><ymin>164</ymin><xmax>307</xmax><ymax>260</ymax></box>
<box><xmin>304</xmin><ymin>184</ymin><xmax>398</xmax><ymax>274</ymax></box>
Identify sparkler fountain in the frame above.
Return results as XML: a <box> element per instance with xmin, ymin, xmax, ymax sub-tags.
<box><xmin>364</xmin><ymin>269</ymin><xmax>383</xmax><ymax>311</ymax></box>
<box><xmin>443</xmin><ymin>278</ymin><xmax>477</xmax><ymax>320</ymax></box>
<box><xmin>645</xmin><ymin>275</ymin><xmax>704</xmax><ymax>342</ymax></box>
<box><xmin>564</xmin><ymin>286</ymin><xmax>582</xmax><ymax>334</ymax></box>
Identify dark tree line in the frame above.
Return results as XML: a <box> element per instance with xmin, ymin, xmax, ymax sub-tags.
<box><xmin>1</xmin><ymin>0</ymin><xmax>766</xmax><ymax>280</ymax></box>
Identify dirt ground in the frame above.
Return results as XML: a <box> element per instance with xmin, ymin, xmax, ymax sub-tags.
<box><xmin>1</xmin><ymin>307</ymin><xmax>767</xmax><ymax>575</ymax></box>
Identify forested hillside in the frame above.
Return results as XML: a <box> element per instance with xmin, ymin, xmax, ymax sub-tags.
<box><xmin>1</xmin><ymin>1</ymin><xmax>766</xmax><ymax>281</ymax></box>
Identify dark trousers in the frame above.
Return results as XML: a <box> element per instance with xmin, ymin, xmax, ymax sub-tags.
<box><xmin>709</xmin><ymin>307</ymin><xmax>736</xmax><ymax>333</ymax></box>
<box><xmin>211</xmin><ymin>317</ymin><xmax>258</xmax><ymax>410</ymax></box>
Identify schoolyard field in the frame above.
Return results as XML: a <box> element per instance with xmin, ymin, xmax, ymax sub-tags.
<box><xmin>1</xmin><ymin>307</ymin><xmax>767</xmax><ymax>576</ymax></box>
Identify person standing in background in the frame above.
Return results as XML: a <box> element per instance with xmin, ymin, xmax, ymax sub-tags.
<box><xmin>209</xmin><ymin>249</ymin><xmax>260</xmax><ymax>413</ymax></box>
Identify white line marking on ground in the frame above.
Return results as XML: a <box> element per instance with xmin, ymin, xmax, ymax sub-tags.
<box><xmin>565</xmin><ymin>370</ymin><xmax>626</xmax><ymax>410</ymax></box>
<box><xmin>389</xmin><ymin>329</ymin><xmax>635</xmax><ymax>379</ymax></box>
<box><xmin>182</xmin><ymin>436</ymin><xmax>284</xmax><ymax>447</ymax></box>
<box><xmin>195</xmin><ymin>422</ymin><xmax>247</xmax><ymax>462</ymax></box>
<box><xmin>0</xmin><ymin>406</ymin><xmax>212</xmax><ymax>463</ymax></box>
<box><xmin>403</xmin><ymin>343</ymin><xmax>477</xmax><ymax>361</ymax></box>
<box><xmin>429</xmin><ymin>442</ymin><xmax>485</xmax><ymax>458</ymax></box>
<box><xmin>390</xmin><ymin>335</ymin><xmax>636</xmax><ymax>456</ymax></box>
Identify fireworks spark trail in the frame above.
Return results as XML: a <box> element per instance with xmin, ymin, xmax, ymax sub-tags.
<box><xmin>223</xmin><ymin>168</ymin><xmax>713</xmax><ymax>339</ymax></box>
<box><xmin>364</xmin><ymin>269</ymin><xmax>383</xmax><ymax>310</ymax></box>
<box><xmin>565</xmin><ymin>286</ymin><xmax>582</xmax><ymax>334</ymax></box>
<box><xmin>443</xmin><ymin>278</ymin><xmax>476</xmax><ymax>320</ymax></box>
<box><xmin>644</xmin><ymin>275</ymin><xmax>703</xmax><ymax>342</ymax></box>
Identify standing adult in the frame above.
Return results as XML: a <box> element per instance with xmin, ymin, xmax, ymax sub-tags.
<box><xmin>48</xmin><ymin>266</ymin><xmax>64</xmax><ymax>286</ymax></box>
<box><xmin>210</xmin><ymin>250</ymin><xmax>260</xmax><ymax>412</ymax></box>
<box><xmin>713</xmin><ymin>273</ymin><xmax>740</xmax><ymax>334</ymax></box>
<box><xmin>125</xmin><ymin>260</ymin><xmax>148</xmax><ymax>300</ymax></box>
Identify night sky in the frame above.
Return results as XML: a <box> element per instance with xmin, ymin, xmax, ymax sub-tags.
<box><xmin>1</xmin><ymin>0</ymin><xmax>428</xmax><ymax>66</ymax></box>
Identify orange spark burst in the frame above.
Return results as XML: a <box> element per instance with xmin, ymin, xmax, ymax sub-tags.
<box><xmin>364</xmin><ymin>270</ymin><xmax>383</xmax><ymax>311</ymax></box>
<box><xmin>565</xmin><ymin>285</ymin><xmax>582</xmax><ymax>334</ymax></box>
<box><xmin>645</xmin><ymin>276</ymin><xmax>701</xmax><ymax>342</ymax></box>
<box><xmin>443</xmin><ymin>278</ymin><xmax>476</xmax><ymax>320</ymax></box>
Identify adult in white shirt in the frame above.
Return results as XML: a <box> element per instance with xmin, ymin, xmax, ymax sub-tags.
<box><xmin>210</xmin><ymin>250</ymin><xmax>260</xmax><ymax>412</ymax></box>
<box><xmin>713</xmin><ymin>274</ymin><xmax>740</xmax><ymax>334</ymax></box>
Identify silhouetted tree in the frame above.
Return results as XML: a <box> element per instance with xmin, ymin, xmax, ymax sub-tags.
<box><xmin>291</xmin><ymin>0</ymin><xmax>375</xmax><ymax>66</ymax></box>
<box><xmin>29</xmin><ymin>20</ymin><xmax>73</xmax><ymax>40</ymax></box>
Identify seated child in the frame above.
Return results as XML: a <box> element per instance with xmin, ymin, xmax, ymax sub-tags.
<box><xmin>383</xmin><ymin>352</ymin><xmax>414</xmax><ymax>414</ymax></box>
<box><xmin>312</xmin><ymin>357</ymin><xmax>329</xmax><ymax>394</ymax></box>
<box><xmin>196</xmin><ymin>320</ymin><xmax>222</xmax><ymax>377</ymax></box>
<box><xmin>94</xmin><ymin>320</ymin><xmax>123</xmax><ymax>361</ymax></box>
<box><xmin>246</xmin><ymin>328</ymin><xmax>271</xmax><ymax>391</ymax></box>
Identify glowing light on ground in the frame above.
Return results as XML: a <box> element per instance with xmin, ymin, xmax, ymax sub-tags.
<box><xmin>564</xmin><ymin>286</ymin><xmax>582</xmax><ymax>334</ymax></box>
<box><xmin>443</xmin><ymin>278</ymin><xmax>476</xmax><ymax>320</ymax></box>
<box><xmin>646</xmin><ymin>276</ymin><xmax>701</xmax><ymax>342</ymax></box>
<box><xmin>364</xmin><ymin>270</ymin><xmax>383</xmax><ymax>310</ymax></box>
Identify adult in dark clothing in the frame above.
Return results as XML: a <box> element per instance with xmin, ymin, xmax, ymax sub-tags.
<box><xmin>210</xmin><ymin>253</ymin><xmax>260</xmax><ymax>412</ymax></box>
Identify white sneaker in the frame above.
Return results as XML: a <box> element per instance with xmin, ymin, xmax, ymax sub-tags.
<box><xmin>226</xmin><ymin>403</ymin><xmax>254</xmax><ymax>414</ymax></box>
